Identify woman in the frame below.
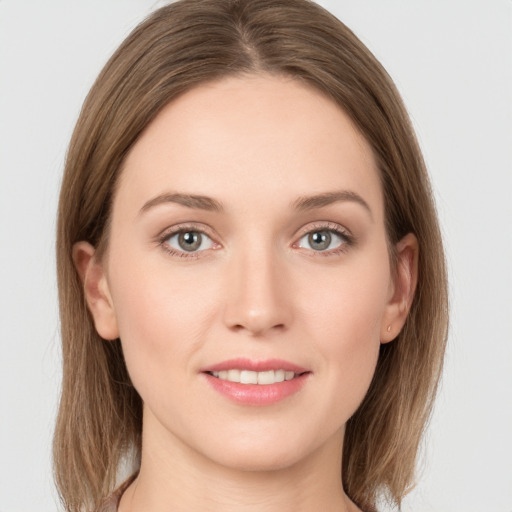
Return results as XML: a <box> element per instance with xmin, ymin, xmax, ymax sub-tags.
<box><xmin>53</xmin><ymin>1</ymin><xmax>448</xmax><ymax>511</ymax></box>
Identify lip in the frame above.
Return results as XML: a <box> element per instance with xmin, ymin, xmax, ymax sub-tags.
<box><xmin>201</xmin><ymin>358</ymin><xmax>308</xmax><ymax>373</ymax></box>
<box><xmin>201</xmin><ymin>358</ymin><xmax>311</xmax><ymax>406</ymax></box>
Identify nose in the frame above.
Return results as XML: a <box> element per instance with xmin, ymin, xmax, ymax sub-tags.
<box><xmin>222</xmin><ymin>247</ymin><xmax>292</xmax><ymax>337</ymax></box>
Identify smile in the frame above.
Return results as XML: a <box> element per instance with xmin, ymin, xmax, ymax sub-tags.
<box><xmin>208</xmin><ymin>369</ymin><xmax>299</xmax><ymax>385</ymax></box>
<box><xmin>202</xmin><ymin>359</ymin><xmax>311</xmax><ymax>405</ymax></box>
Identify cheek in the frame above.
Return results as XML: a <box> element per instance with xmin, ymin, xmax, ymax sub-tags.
<box><xmin>296</xmin><ymin>255</ymin><xmax>390</xmax><ymax>413</ymax></box>
<box><xmin>106</xmin><ymin>253</ymin><xmax>219</xmax><ymax>397</ymax></box>
<box><xmin>299</xmin><ymin>255</ymin><xmax>390</xmax><ymax>347</ymax></box>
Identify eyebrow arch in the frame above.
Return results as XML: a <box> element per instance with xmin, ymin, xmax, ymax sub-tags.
<box><xmin>292</xmin><ymin>190</ymin><xmax>373</xmax><ymax>219</ymax></box>
<box><xmin>140</xmin><ymin>192</ymin><xmax>224</xmax><ymax>214</ymax></box>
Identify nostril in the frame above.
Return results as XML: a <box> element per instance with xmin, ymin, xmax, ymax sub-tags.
<box><xmin>222</xmin><ymin>274</ymin><xmax>292</xmax><ymax>335</ymax></box>
<box><xmin>229</xmin><ymin>322</ymin><xmax>286</xmax><ymax>336</ymax></box>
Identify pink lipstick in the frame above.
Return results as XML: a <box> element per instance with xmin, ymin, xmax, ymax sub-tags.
<box><xmin>201</xmin><ymin>358</ymin><xmax>311</xmax><ymax>406</ymax></box>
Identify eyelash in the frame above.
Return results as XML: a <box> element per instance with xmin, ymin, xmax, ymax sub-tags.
<box><xmin>294</xmin><ymin>222</ymin><xmax>354</xmax><ymax>257</ymax></box>
<box><xmin>157</xmin><ymin>223</ymin><xmax>218</xmax><ymax>259</ymax></box>
<box><xmin>157</xmin><ymin>222</ymin><xmax>354</xmax><ymax>259</ymax></box>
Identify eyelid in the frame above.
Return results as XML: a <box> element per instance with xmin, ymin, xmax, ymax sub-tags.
<box><xmin>293</xmin><ymin>221</ymin><xmax>353</xmax><ymax>241</ymax></box>
<box><xmin>156</xmin><ymin>222</ymin><xmax>221</xmax><ymax>258</ymax></box>
<box><xmin>157</xmin><ymin>222</ymin><xmax>217</xmax><ymax>240</ymax></box>
<box><xmin>155</xmin><ymin>220</ymin><xmax>354</xmax><ymax>258</ymax></box>
<box><xmin>292</xmin><ymin>221</ymin><xmax>355</xmax><ymax>254</ymax></box>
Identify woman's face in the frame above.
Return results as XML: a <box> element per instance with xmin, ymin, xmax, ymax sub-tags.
<box><xmin>84</xmin><ymin>74</ymin><xmax>411</xmax><ymax>472</ymax></box>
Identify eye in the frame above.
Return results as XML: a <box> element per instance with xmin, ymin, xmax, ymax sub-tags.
<box><xmin>163</xmin><ymin>230</ymin><xmax>215</xmax><ymax>254</ymax></box>
<box><xmin>297</xmin><ymin>228</ymin><xmax>348</xmax><ymax>252</ymax></box>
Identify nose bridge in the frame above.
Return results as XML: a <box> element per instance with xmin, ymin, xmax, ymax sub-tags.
<box><xmin>223</xmin><ymin>240</ymin><xmax>290</xmax><ymax>335</ymax></box>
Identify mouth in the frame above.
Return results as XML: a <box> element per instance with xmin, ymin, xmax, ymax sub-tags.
<box><xmin>201</xmin><ymin>358</ymin><xmax>311</xmax><ymax>405</ymax></box>
<box><xmin>206</xmin><ymin>369</ymin><xmax>306</xmax><ymax>385</ymax></box>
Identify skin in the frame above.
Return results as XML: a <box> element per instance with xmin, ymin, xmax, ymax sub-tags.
<box><xmin>74</xmin><ymin>74</ymin><xmax>417</xmax><ymax>512</ymax></box>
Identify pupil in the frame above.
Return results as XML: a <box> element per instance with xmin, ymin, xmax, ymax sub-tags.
<box><xmin>178</xmin><ymin>231</ymin><xmax>201</xmax><ymax>251</ymax></box>
<box><xmin>309</xmin><ymin>231</ymin><xmax>331</xmax><ymax>250</ymax></box>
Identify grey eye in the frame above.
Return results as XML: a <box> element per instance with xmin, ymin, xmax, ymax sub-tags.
<box><xmin>165</xmin><ymin>231</ymin><xmax>214</xmax><ymax>253</ymax></box>
<box><xmin>298</xmin><ymin>229</ymin><xmax>344</xmax><ymax>251</ymax></box>
<box><xmin>178</xmin><ymin>231</ymin><xmax>202</xmax><ymax>251</ymax></box>
<box><xmin>308</xmin><ymin>231</ymin><xmax>331</xmax><ymax>250</ymax></box>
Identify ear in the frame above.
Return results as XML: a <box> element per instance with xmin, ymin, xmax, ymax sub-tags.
<box><xmin>72</xmin><ymin>241</ymin><xmax>119</xmax><ymax>341</ymax></box>
<box><xmin>380</xmin><ymin>233</ymin><xmax>418</xmax><ymax>343</ymax></box>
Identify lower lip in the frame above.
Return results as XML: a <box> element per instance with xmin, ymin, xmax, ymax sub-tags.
<box><xmin>203</xmin><ymin>372</ymin><xmax>310</xmax><ymax>406</ymax></box>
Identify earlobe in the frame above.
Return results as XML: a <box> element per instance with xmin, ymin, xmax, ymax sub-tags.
<box><xmin>381</xmin><ymin>233</ymin><xmax>418</xmax><ymax>343</ymax></box>
<box><xmin>72</xmin><ymin>241</ymin><xmax>119</xmax><ymax>341</ymax></box>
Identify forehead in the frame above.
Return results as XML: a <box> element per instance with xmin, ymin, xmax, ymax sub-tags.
<box><xmin>115</xmin><ymin>73</ymin><xmax>383</xmax><ymax>220</ymax></box>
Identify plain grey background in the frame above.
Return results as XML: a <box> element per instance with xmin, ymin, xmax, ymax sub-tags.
<box><xmin>0</xmin><ymin>1</ymin><xmax>511</xmax><ymax>510</ymax></box>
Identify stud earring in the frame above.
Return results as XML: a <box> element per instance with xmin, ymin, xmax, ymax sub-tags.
<box><xmin>386</xmin><ymin>325</ymin><xmax>391</xmax><ymax>332</ymax></box>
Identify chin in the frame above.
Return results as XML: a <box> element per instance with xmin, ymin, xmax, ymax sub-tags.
<box><xmin>210</xmin><ymin>446</ymin><xmax>306</xmax><ymax>473</ymax></box>
<box><xmin>196</xmin><ymin>424</ymin><xmax>332</xmax><ymax>474</ymax></box>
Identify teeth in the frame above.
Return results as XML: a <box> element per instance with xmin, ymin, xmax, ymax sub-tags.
<box><xmin>240</xmin><ymin>370</ymin><xmax>258</xmax><ymax>384</ymax></box>
<box><xmin>227</xmin><ymin>369</ymin><xmax>240</xmax><ymax>382</ymax></box>
<box><xmin>210</xmin><ymin>369</ymin><xmax>299</xmax><ymax>385</ymax></box>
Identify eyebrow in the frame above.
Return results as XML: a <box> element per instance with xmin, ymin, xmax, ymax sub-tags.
<box><xmin>292</xmin><ymin>190</ymin><xmax>373</xmax><ymax>219</ymax></box>
<box><xmin>139</xmin><ymin>189</ymin><xmax>372</xmax><ymax>218</ymax></box>
<box><xmin>140</xmin><ymin>192</ymin><xmax>223</xmax><ymax>214</ymax></box>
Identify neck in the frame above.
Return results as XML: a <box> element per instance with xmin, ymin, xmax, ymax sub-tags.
<box><xmin>119</xmin><ymin>411</ymin><xmax>360</xmax><ymax>512</ymax></box>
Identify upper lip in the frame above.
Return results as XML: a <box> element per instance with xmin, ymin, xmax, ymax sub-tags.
<box><xmin>201</xmin><ymin>358</ymin><xmax>309</xmax><ymax>374</ymax></box>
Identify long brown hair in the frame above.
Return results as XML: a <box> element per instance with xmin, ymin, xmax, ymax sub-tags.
<box><xmin>54</xmin><ymin>1</ymin><xmax>448</xmax><ymax>511</ymax></box>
